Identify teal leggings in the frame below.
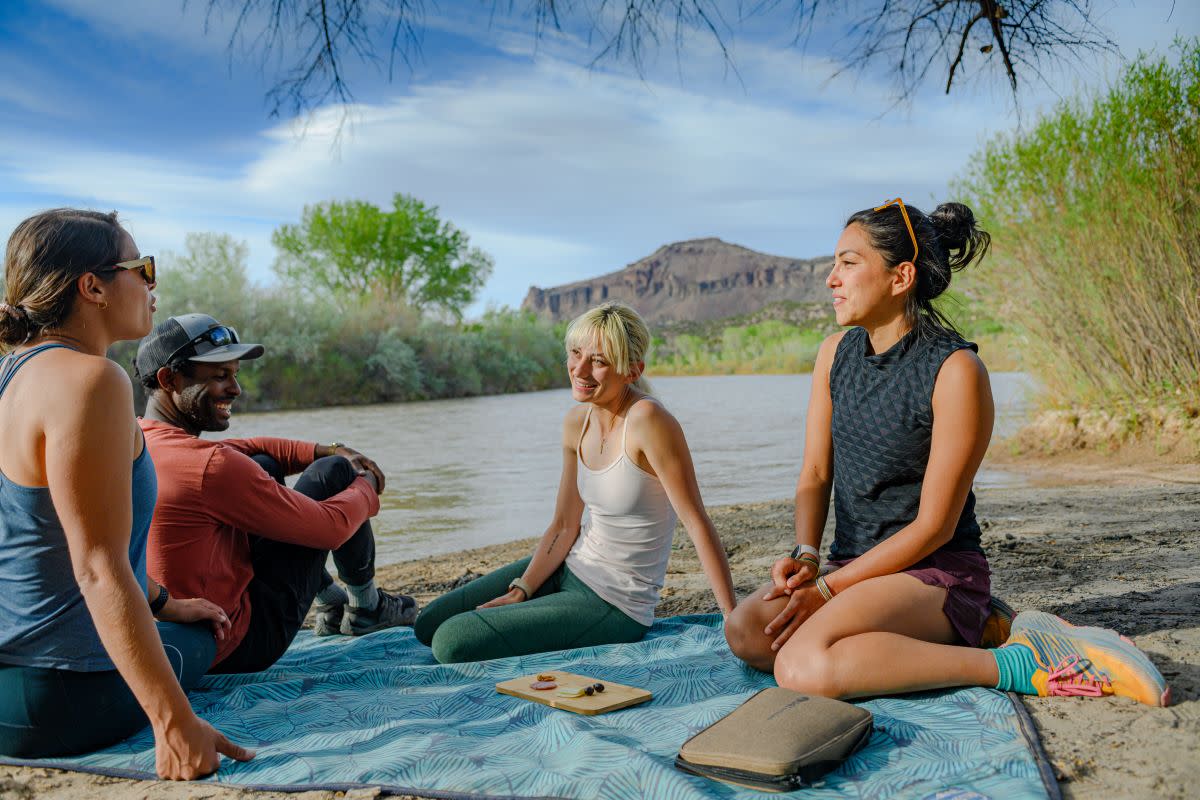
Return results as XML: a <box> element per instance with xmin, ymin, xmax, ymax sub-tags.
<box><xmin>414</xmin><ymin>557</ymin><xmax>649</xmax><ymax>663</ymax></box>
<box><xmin>0</xmin><ymin>621</ymin><xmax>214</xmax><ymax>758</ymax></box>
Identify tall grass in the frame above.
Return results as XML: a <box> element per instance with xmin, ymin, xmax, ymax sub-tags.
<box><xmin>957</xmin><ymin>40</ymin><xmax>1200</xmax><ymax>415</ymax></box>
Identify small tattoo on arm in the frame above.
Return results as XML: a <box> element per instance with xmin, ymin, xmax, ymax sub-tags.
<box><xmin>546</xmin><ymin>531</ymin><xmax>561</xmax><ymax>553</ymax></box>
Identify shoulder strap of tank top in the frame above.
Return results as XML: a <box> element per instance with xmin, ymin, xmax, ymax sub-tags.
<box><xmin>0</xmin><ymin>343</ymin><xmax>74</xmax><ymax>400</ymax></box>
<box><xmin>577</xmin><ymin>405</ymin><xmax>594</xmax><ymax>454</ymax></box>
<box><xmin>620</xmin><ymin>398</ymin><xmax>633</xmax><ymax>458</ymax></box>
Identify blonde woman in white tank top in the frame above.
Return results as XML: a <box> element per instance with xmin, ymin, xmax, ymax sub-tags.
<box><xmin>414</xmin><ymin>302</ymin><xmax>736</xmax><ymax>663</ymax></box>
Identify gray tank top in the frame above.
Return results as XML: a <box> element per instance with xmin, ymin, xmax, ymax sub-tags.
<box><xmin>828</xmin><ymin>327</ymin><xmax>983</xmax><ymax>560</ymax></box>
<box><xmin>0</xmin><ymin>344</ymin><xmax>157</xmax><ymax>671</ymax></box>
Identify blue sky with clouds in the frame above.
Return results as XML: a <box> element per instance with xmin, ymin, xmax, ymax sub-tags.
<box><xmin>1</xmin><ymin>0</ymin><xmax>1196</xmax><ymax>314</ymax></box>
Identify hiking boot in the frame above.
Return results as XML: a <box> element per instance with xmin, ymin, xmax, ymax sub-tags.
<box><xmin>980</xmin><ymin>595</ymin><xmax>1015</xmax><ymax>648</ymax></box>
<box><xmin>341</xmin><ymin>589</ymin><xmax>419</xmax><ymax>636</ymax></box>
<box><xmin>313</xmin><ymin>602</ymin><xmax>345</xmax><ymax>636</ymax></box>
<box><xmin>1004</xmin><ymin>610</ymin><xmax>1170</xmax><ymax>706</ymax></box>
<box><xmin>312</xmin><ymin>583</ymin><xmax>349</xmax><ymax>637</ymax></box>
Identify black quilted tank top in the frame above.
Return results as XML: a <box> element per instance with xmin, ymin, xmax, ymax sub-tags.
<box><xmin>828</xmin><ymin>326</ymin><xmax>983</xmax><ymax>560</ymax></box>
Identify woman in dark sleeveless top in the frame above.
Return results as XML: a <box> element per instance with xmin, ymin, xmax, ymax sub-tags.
<box><xmin>0</xmin><ymin>210</ymin><xmax>255</xmax><ymax>774</ymax></box>
<box><xmin>725</xmin><ymin>200</ymin><xmax>1169</xmax><ymax>707</ymax></box>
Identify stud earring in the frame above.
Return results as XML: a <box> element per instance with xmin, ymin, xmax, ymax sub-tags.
<box><xmin>99</xmin><ymin>302</ymin><xmax>109</xmax><ymax>310</ymax></box>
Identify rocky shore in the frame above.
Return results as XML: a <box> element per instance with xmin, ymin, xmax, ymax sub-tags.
<box><xmin>5</xmin><ymin>460</ymin><xmax>1198</xmax><ymax>800</ymax></box>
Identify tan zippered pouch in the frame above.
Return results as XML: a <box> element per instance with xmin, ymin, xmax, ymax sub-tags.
<box><xmin>675</xmin><ymin>687</ymin><xmax>873</xmax><ymax>791</ymax></box>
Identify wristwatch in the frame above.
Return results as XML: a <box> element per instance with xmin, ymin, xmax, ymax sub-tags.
<box><xmin>508</xmin><ymin>577</ymin><xmax>532</xmax><ymax>598</ymax></box>
<box><xmin>149</xmin><ymin>584</ymin><xmax>170</xmax><ymax>615</ymax></box>
<box><xmin>790</xmin><ymin>544</ymin><xmax>820</xmax><ymax>561</ymax></box>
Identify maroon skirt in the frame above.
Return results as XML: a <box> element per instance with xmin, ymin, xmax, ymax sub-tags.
<box><xmin>827</xmin><ymin>548</ymin><xmax>992</xmax><ymax>647</ymax></box>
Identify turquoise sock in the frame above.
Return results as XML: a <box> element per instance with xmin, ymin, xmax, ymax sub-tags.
<box><xmin>991</xmin><ymin>644</ymin><xmax>1039</xmax><ymax>694</ymax></box>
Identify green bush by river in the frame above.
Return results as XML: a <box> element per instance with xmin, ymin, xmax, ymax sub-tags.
<box><xmin>109</xmin><ymin>234</ymin><xmax>569</xmax><ymax>412</ymax></box>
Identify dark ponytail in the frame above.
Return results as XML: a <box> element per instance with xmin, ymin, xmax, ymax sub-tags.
<box><xmin>846</xmin><ymin>200</ymin><xmax>990</xmax><ymax>338</ymax></box>
<box><xmin>1</xmin><ymin>209</ymin><xmax>124</xmax><ymax>351</ymax></box>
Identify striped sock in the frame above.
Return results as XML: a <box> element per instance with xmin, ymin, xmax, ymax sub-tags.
<box><xmin>992</xmin><ymin>643</ymin><xmax>1039</xmax><ymax>694</ymax></box>
<box><xmin>346</xmin><ymin>578</ymin><xmax>379</xmax><ymax>611</ymax></box>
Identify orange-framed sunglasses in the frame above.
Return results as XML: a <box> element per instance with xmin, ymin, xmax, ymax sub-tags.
<box><xmin>873</xmin><ymin>198</ymin><xmax>918</xmax><ymax>264</ymax></box>
<box><xmin>94</xmin><ymin>255</ymin><xmax>156</xmax><ymax>285</ymax></box>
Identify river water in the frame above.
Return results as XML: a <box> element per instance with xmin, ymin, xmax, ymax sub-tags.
<box><xmin>222</xmin><ymin>372</ymin><xmax>1037</xmax><ymax>564</ymax></box>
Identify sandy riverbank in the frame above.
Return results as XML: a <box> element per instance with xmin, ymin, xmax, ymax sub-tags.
<box><xmin>4</xmin><ymin>458</ymin><xmax>1198</xmax><ymax>800</ymax></box>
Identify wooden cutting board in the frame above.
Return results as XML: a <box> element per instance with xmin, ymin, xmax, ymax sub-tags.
<box><xmin>496</xmin><ymin>671</ymin><xmax>652</xmax><ymax>715</ymax></box>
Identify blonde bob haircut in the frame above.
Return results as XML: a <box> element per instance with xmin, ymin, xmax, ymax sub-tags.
<box><xmin>564</xmin><ymin>301</ymin><xmax>653</xmax><ymax>394</ymax></box>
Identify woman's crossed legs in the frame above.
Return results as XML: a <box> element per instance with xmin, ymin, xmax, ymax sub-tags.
<box><xmin>726</xmin><ymin>573</ymin><xmax>999</xmax><ymax>699</ymax></box>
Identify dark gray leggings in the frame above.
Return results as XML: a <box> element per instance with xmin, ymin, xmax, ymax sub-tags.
<box><xmin>0</xmin><ymin>621</ymin><xmax>214</xmax><ymax>758</ymax></box>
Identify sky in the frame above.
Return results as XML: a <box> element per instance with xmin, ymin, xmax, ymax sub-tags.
<box><xmin>0</xmin><ymin>1</ymin><xmax>1195</xmax><ymax>315</ymax></box>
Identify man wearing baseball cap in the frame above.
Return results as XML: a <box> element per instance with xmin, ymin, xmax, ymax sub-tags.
<box><xmin>135</xmin><ymin>313</ymin><xmax>417</xmax><ymax>674</ymax></box>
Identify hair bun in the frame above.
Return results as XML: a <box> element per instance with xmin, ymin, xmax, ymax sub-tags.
<box><xmin>930</xmin><ymin>203</ymin><xmax>975</xmax><ymax>251</ymax></box>
<box><xmin>0</xmin><ymin>302</ymin><xmax>33</xmax><ymax>347</ymax></box>
<box><xmin>929</xmin><ymin>202</ymin><xmax>990</xmax><ymax>272</ymax></box>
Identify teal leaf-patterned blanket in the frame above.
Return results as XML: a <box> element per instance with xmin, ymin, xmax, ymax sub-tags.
<box><xmin>1</xmin><ymin>615</ymin><xmax>1056</xmax><ymax>799</ymax></box>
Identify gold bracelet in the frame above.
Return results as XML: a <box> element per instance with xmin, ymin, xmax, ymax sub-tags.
<box><xmin>815</xmin><ymin>575</ymin><xmax>835</xmax><ymax>602</ymax></box>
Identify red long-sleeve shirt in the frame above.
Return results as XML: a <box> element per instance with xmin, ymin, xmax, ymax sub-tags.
<box><xmin>140</xmin><ymin>419</ymin><xmax>380</xmax><ymax>664</ymax></box>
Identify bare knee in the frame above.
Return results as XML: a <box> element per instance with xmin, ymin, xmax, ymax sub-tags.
<box><xmin>774</xmin><ymin>645</ymin><xmax>842</xmax><ymax>698</ymax></box>
<box><xmin>724</xmin><ymin>596</ymin><xmax>777</xmax><ymax>673</ymax></box>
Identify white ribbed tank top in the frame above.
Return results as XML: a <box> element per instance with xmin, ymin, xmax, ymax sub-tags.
<box><xmin>564</xmin><ymin>401</ymin><xmax>678</xmax><ymax>626</ymax></box>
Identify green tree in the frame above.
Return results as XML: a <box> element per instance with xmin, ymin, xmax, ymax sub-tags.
<box><xmin>272</xmin><ymin>194</ymin><xmax>493</xmax><ymax>318</ymax></box>
<box><xmin>155</xmin><ymin>232</ymin><xmax>254</xmax><ymax>322</ymax></box>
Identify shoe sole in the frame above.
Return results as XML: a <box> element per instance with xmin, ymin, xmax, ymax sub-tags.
<box><xmin>1009</xmin><ymin>610</ymin><xmax>1170</xmax><ymax>707</ymax></box>
<box><xmin>312</xmin><ymin>604</ymin><xmax>345</xmax><ymax>637</ymax></box>
<box><xmin>341</xmin><ymin>607</ymin><xmax>419</xmax><ymax>636</ymax></box>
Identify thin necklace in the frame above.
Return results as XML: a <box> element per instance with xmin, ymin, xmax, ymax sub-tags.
<box><xmin>599</xmin><ymin>387</ymin><xmax>632</xmax><ymax>454</ymax></box>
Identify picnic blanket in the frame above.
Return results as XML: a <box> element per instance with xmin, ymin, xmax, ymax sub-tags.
<box><xmin>1</xmin><ymin>615</ymin><xmax>1058</xmax><ymax>799</ymax></box>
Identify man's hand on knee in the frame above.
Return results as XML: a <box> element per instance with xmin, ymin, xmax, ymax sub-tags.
<box><xmin>327</xmin><ymin>445</ymin><xmax>386</xmax><ymax>493</ymax></box>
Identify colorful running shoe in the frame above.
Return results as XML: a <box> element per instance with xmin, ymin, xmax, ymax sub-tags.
<box><xmin>1005</xmin><ymin>610</ymin><xmax>1171</xmax><ymax>707</ymax></box>
<box><xmin>980</xmin><ymin>595</ymin><xmax>1015</xmax><ymax>648</ymax></box>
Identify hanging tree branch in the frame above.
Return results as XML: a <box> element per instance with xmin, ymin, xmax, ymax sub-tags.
<box><xmin>197</xmin><ymin>0</ymin><xmax>1120</xmax><ymax>115</ymax></box>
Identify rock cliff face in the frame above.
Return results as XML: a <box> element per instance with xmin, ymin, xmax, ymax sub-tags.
<box><xmin>521</xmin><ymin>238</ymin><xmax>831</xmax><ymax>324</ymax></box>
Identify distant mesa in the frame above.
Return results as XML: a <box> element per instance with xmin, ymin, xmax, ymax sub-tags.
<box><xmin>521</xmin><ymin>238</ymin><xmax>832</xmax><ymax>324</ymax></box>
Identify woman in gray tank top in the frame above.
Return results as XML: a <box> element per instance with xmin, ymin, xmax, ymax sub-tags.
<box><xmin>724</xmin><ymin>199</ymin><xmax>1169</xmax><ymax>708</ymax></box>
<box><xmin>0</xmin><ymin>210</ymin><xmax>255</xmax><ymax>773</ymax></box>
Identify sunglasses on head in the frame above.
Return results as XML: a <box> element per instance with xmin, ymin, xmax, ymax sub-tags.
<box><xmin>873</xmin><ymin>198</ymin><xmax>919</xmax><ymax>264</ymax></box>
<box><xmin>167</xmin><ymin>325</ymin><xmax>240</xmax><ymax>364</ymax></box>
<box><xmin>94</xmin><ymin>255</ymin><xmax>156</xmax><ymax>284</ymax></box>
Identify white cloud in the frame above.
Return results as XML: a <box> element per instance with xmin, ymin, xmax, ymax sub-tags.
<box><xmin>4</xmin><ymin>0</ymin><xmax>1194</xmax><ymax>315</ymax></box>
<box><xmin>0</xmin><ymin>50</ymin><xmax>1046</xmax><ymax>312</ymax></box>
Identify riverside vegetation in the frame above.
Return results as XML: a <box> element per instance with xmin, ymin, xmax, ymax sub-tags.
<box><xmin>959</xmin><ymin>40</ymin><xmax>1200</xmax><ymax>457</ymax></box>
<box><xmin>99</xmin><ymin>41</ymin><xmax>1197</xmax><ymax>446</ymax></box>
<box><xmin>107</xmin><ymin>233</ymin><xmax>569</xmax><ymax>412</ymax></box>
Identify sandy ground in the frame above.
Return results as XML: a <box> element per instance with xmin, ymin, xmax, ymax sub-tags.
<box><xmin>3</xmin><ymin>458</ymin><xmax>1197</xmax><ymax>800</ymax></box>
